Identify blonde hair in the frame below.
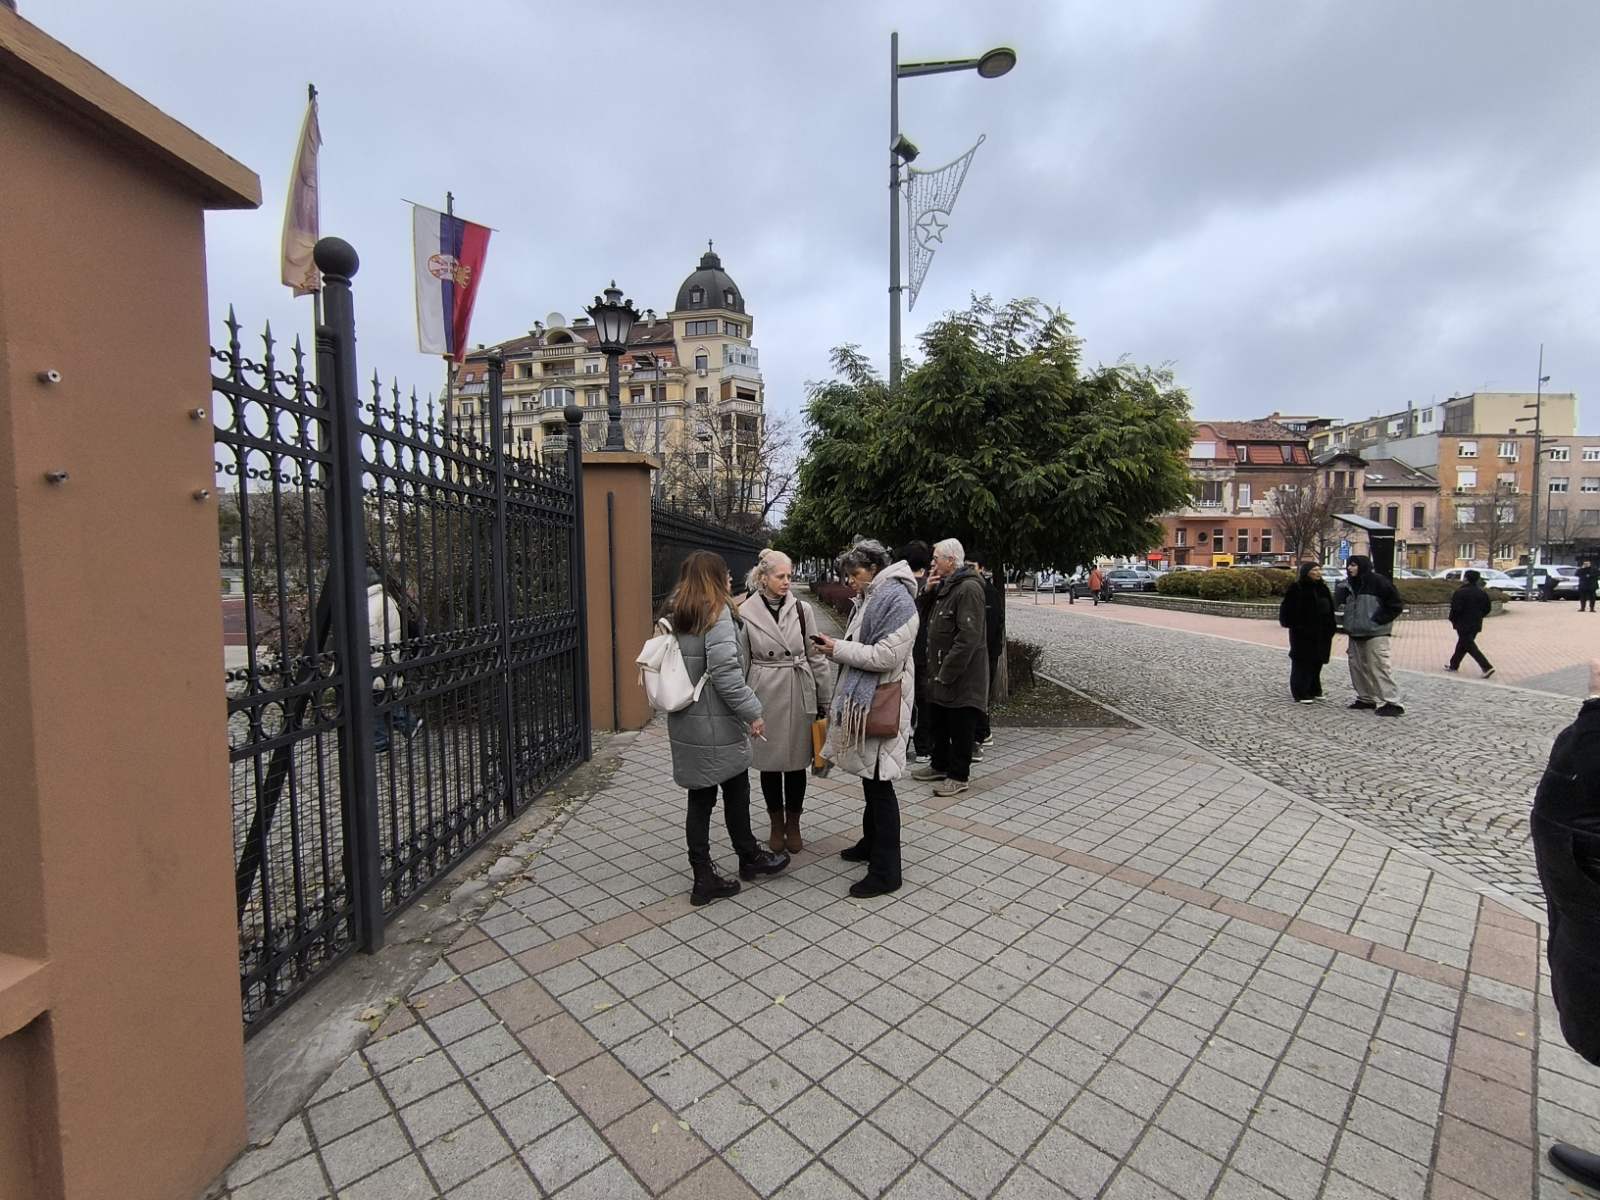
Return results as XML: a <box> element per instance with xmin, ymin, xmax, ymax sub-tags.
<box><xmin>746</xmin><ymin>548</ymin><xmax>792</xmax><ymax>595</ymax></box>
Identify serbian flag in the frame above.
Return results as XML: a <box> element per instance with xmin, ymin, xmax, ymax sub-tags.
<box><xmin>412</xmin><ymin>203</ymin><xmax>490</xmax><ymax>361</ymax></box>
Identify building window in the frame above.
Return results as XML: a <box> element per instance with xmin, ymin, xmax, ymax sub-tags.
<box><xmin>724</xmin><ymin>289</ymin><xmax>736</xmax><ymax>306</ymax></box>
<box><xmin>1498</xmin><ymin>441</ymin><xmax>1518</xmax><ymax>459</ymax></box>
<box><xmin>1582</xmin><ymin>478</ymin><xmax>1600</xmax><ymax>493</ymax></box>
<box><xmin>520</xmin><ymin>399</ymin><xmax>537</xmax><ymax>412</ymax></box>
<box><xmin>1458</xmin><ymin>542</ymin><xmax>1477</xmax><ymax>561</ymax></box>
<box><xmin>1495</xmin><ymin>543</ymin><xmax>1514</xmax><ymax>560</ymax></box>
<box><xmin>723</xmin><ymin>321</ymin><xmax>744</xmax><ymax>337</ymax></box>
<box><xmin>585</xmin><ymin>388</ymin><xmax>603</xmax><ymax>407</ymax></box>
<box><xmin>1549</xmin><ymin>510</ymin><xmax>1568</xmax><ymax>533</ymax></box>
<box><xmin>1197</xmin><ymin>480</ymin><xmax>1224</xmax><ymax>507</ymax></box>
<box><xmin>1497</xmin><ymin>472</ymin><xmax>1516</xmax><ymax>489</ymax></box>
<box><xmin>651</xmin><ymin>385</ymin><xmax>667</xmax><ymax>402</ymax></box>
<box><xmin>582</xmin><ymin>362</ymin><xmax>600</xmax><ymax>375</ymax></box>
<box><xmin>1260</xmin><ymin>531</ymin><xmax>1272</xmax><ymax>553</ymax></box>
<box><xmin>1386</xmin><ymin>505</ymin><xmax>1399</xmax><ymax>528</ymax></box>
<box><xmin>1583</xmin><ymin>447</ymin><xmax>1600</xmax><ymax>461</ymax></box>
<box><xmin>1581</xmin><ymin>509</ymin><xmax>1600</xmax><ymax>525</ymax></box>
<box><xmin>1190</xmin><ymin>441</ymin><xmax>1216</xmax><ymax>459</ymax></box>
<box><xmin>1422</xmin><ymin>409</ymin><xmax>1433</xmax><ymax>424</ymax></box>
<box><xmin>1197</xmin><ymin>529</ymin><xmax>1209</xmax><ymax>545</ymax></box>
<box><xmin>1238</xmin><ymin>484</ymin><xmax>1252</xmax><ymax>509</ymax></box>
<box><xmin>1549</xmin><ymin>447</ymin><xmax>1571</xmax><ymax>462</ymax></box>
<box><xmin>1412</xmin><ymin>504</ymin><xmax>1425</xmax><ymax>530</ymax></box>
<box><xmin>684</xmin><ymin>319</ymin><xmax>717</xmax><ymax>336</ymax></box>
<box><xmin>1280</xmin><ymin>444</ymin><xmax>1296</xmax><ymax>462</ymax></box>
<box><xmin>1550</xmin><ymin>477</ymin><xmax>1570</xmax><ymax>493</ymax></box>
<box><xmin>695</xmin><ymin>387</ymin><xmax>709</xmax><ymax>404</ymax></box>
<box><xmin>1455</xmin><ymin>505</ymin><xmax>1477</xmax><ymax>527</ymax></box>
<box><xmin>629</xmin><ymin>387</ymin><xmax>645</xmax><ymax>404</ymax></box>
<box><xmin>517</xmin><ymin>427</ymin><xmax>533</xmax><ymax>442</ymax></box>
<box><xmin>694</xmin><ymin>352</ymin><xmax>709</xmax><ymax>371</ymax></box>
<box><xmin>1368</xmin><ymin>504</ymin><xmax>1380</xmax><ymax>522</ymax></box>
<box><xmin>1235</xmin><ymin>445</ymin><xmax>1248</xmax><ymax>463</ymax></box>
<box><xmin>1213</xmin><ymin>527</ymin><xmax>1224</xmax><ymax>545</ymax></box>
<box><xmin>689</xmin><ymin>287</ymin><xmax>704</xmax><ymax>305</ymax></box>
<box><xmin>1458</xmin><ymin>441</ymin><xmax>1478</xmax><ymax>458</ymax></box>
<box><xmin>1237</xmin><ymin>529</ymin><xmax>1250</xmax><ymax>554</ymax></box>
<box><xmin>694</xmin><ymin>452</ymin><xmax>710</xmax><ymax>468</ymax></box>
<box><xmin>1175</xmin><ymin>529</ymin><xmax>1187</xmax><ymax>546</ymax></box>
<box><xmin>1457</xmin><ymin>468</ymin><xmax>1477</xmax><ymax>490</ymax></box>
<box><xmin>459</xmin><ymin>401</ymin><xmax>476</xmax><ymax>416</ymax></box>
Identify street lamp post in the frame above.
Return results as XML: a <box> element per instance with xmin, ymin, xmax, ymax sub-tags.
<box><xmin>586</xmin><ymin>281</ymin><xmax>641</xmax><ymax>451</ymax></box>
<box><xmin>888</xmin><ymin>34</ymin><xmax>1016</xmax><ymax>391</ymax></box>
<box><xmin>1516</xmin><ymin>345</ymin><xmax>1550</xmax><ymax>600</ymax></box>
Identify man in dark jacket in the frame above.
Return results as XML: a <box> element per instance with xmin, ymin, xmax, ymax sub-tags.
<box><xmin>1445</xmin><ymin>569</ymin><xmax>1495</xmax><ymax>677</ymax></box>
<box><xmin>1332</xmin><ymin>554</ymin><xmax>1406</xmax><ymax>716</ymax></box>
<box><xmin>1532</xmin><ymin>672</ymin><xmax>1600</xmax><ymax>1189</ymax></box>
<box><xmin>896</xmin><ymin>541</ymin><xmax>935</xmax><ymax>761</ymax></box>
<box><xmin>911</xmin><ymin>538</ymin><xmax>988</xmax><ymax>797</ymax></box>
<box><xmin>1578</xmin><ymin>559</ymin><xmax>1598</xmax><ymax>613</ymax></box>
<box><xmin>968</xmin><ymin>550</ymin><xmax>1005</xmax><ymax>752</ymax></box>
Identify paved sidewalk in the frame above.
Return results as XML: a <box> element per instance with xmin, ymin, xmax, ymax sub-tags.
<box><xmin>214</xmin><ymin>716</ymin><xmax>1599</xmax><ymax>1200</ymax></box>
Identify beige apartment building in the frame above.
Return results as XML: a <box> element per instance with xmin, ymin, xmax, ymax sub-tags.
<box><xmin>449</xmin><ymin>246</ymin><xmax>764</xmax><ymax>508</ymax></box>
<box><xmin>1309</xmin><ymin>391</ymin><xmax>1579</xmax><ymax>464</ymax></box>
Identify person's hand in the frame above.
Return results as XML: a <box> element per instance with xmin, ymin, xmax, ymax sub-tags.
<box><xmin>1590</xmin><ymin>659</ymin><xmax>1600</xmax><ymax>698</ymax></box>
<box><xmin>749</xmin><ymin>718</ymin><xmax>767</xmax><ymax>739</ymax></box>
<box><xmin>814</xmin><ymin>634</ymin><xmax>837</xmax><ymax>657</ymax></box>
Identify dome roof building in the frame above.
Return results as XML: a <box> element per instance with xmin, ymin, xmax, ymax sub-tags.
<box><xmin>673</xmin><ymin>243</ymin><xmax>745</xmax><ymax>314</ymax></box>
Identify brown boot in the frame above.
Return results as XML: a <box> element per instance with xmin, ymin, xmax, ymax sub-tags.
<box><xmin>767</xmin><ymin>811</ymin><xmax>785</xmax><ymax>852</ymax></box>
<box><xmin>784</xmin><ymin>810</ymin><xmax>803</xmax><ymax>853</ymax></box>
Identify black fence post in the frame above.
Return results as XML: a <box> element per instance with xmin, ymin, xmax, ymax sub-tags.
<box><xmin>566</xmin><ymin>405</ymin><xmax>593</xmax><ymax>762</ymax></box>
<box><xmin>486</xmin><ymin>354</ymin><xmax>516</xmax><ymax>817</ymax></box>
<box><xmin>316</xmin><ymin>236</ymin><xmax>384</xmax><ymax>953</ymax></box>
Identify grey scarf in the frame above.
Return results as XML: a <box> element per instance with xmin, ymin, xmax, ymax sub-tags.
<box><xmin>830</xmin><ymin>567</ymin><xmax>916</xmax><ymax>749</ymax></box>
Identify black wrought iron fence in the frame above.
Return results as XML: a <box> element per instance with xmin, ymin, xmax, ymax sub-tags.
<box><xmin>649</xmin><ymin>504</ymin><xmax>766</xmax><ymax>613</ymax></box>
<box><xmin>222</xmin><ymin>238</ymin><xmax>589</xmax><ymax>1033</ymax></box>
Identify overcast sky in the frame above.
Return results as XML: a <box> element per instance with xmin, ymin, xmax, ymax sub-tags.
<box><xmin>31</xmin><ymin>0</ymin><xmax>1600</xmax><ymax>433</ymax></box>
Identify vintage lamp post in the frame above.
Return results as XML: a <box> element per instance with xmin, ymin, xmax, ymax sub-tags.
<box><xmin>586</xmin><ymin>281</ymin><xmax>640</xmax><ymax>450</ymax></box>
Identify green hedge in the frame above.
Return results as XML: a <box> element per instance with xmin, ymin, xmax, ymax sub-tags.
<box><xmin>1156</xmin><ymin>569</ymin><xmax>1465</xmax><ymax>608</ymax></box>
<box><xmin>1395</xmin><ymin>578</ymin><xmax>1456</xmax><ymax>605</ymax></box>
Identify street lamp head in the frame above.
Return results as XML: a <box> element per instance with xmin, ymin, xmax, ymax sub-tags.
<box><xmin>892</xmin><ymin>133</ymin><xmax>920</xmax><ymax>163</ymax></box>
<box><xmin>586</xmin><ymin>280</ymin><xmax>640</xmax><ymax>352</ymax></box>
<box><xmin>977</xmin><ymin>46</ymin><xmax>1017</xmax><ymax>78</ymax></box>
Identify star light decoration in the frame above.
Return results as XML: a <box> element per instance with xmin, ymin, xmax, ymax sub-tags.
<box><xmin>906</xmin><ymin>134</ymin><xmax>985</xmax><ymax>311</ymax></box>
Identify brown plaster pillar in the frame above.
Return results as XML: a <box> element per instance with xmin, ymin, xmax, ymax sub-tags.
<box><xmin>580</xmin><ymin>452</ymin><xmax>658</xmax><ymax>732</ymax></box>
<box><xmin>0</xmin><ymin>11</ymin><xmax>260</xmax><ymax>1199</ymax></box>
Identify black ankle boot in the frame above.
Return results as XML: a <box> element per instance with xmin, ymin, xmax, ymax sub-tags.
<box><xmin>840</xmin><ymin>840</ymin><xmax>870</xmax><ymax>863</ymax></box>
<box><xmin>738</xmin><ymin>848</ymin><xmax>790</xmax><ymax>881</ymax></box>
<box><xmin>690</xmin><ymin>862</ymin><xmax>741</xmax><ymax>906</ymax></box>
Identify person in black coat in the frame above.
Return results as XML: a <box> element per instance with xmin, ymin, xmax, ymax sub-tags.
<box><xmin>1278</xmin><ymin>562</ymin><xmax>1336</xmax><ymax>704</ymax></box>
<box><xmin>1445</xmin><ymin>569</ymin><xmax>1495</xmax><ymax>677</ymax></box>
<box><xmin>1533</xmin><ymin>678</ymin><xmax>1600</xmax><ymax>1189</ymax></box>
<box><xmin>1578</xmin><ymin>559</ymin><xmax>1598</xmax><ymax>613</ymax></box>
<box><xmin>896</xmin><ymin>541</ymin><xmax>936</xmax><ymax>761</ymax></box>
<box><xmin>968</xmin><ymin>550</ymin><xmax>1005</xmax><ymax>749</ymax></box>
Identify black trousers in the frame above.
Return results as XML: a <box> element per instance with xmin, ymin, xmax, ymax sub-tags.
<box><xmin>685</xmin><ymin>772</ymin><xmax>758</xmax><ymax>866</ymax></box>
<box><xmin>859</xmin><ymin>773</ymin><xmax>902</xmax><ymax>887</ymax></box>
<box><xmin>1581</xmin><ymin>592</ymin><xmax>1597</xmax><ymax>612</ymax></box>
<box><xmin>1450</xmin><ymin>631</ymin><xmax>1493</xmax><ymax>673</ymax></box>
<box><xmin>974</xmin><ymin>653</ymin><xmax>1001</xmax><ymax>743</ymax></box>
<box><xmin>911</xmin><ymin>692</ymin><xmax>933</xmax><ymax>756</ymax></box>
<box><xmin>760</xmin><ymin>769</ymin><xmax>807</xmax><ymax>814</ymax></box>
<box><xmin>1289</xmin><ymin>659</ymin><xmax>1324</xmax><ymax>702</ymax></box>
<box><xmin>929</xmin><ymin>703</ymin><xmax>980</xmax><ymax>782</ymax></box>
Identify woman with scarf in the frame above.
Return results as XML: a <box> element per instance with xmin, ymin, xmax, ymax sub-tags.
<box><xmin>813</xmin><ymin>539</ymin><xmax>919</xmax><ymax>898</ymax></box>
<box><xmin>1278</xmin><ymin>562</ymin><xmax>1337</xmax><ymax>704</ymax></box>
<box><xmin>663</xmin><ymin>551</ymin><xmax>790</xmax><ymax>906</ymax></box>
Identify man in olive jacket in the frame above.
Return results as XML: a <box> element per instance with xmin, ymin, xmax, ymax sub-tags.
<box><xmin>1333</xmin><ymin>554</ymin><xmax>1405</xmax><ymax>716</ymax></box>
<box><xmin>911</xmin><ymin>538</ymin><xmax>989</xmax><ymax>797</ymax></box>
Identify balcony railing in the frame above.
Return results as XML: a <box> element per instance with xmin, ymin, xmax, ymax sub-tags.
<box><xmin>721</xmin><ymin>358</ymin><xmax>762</xmax><ymax>383</ymax></box>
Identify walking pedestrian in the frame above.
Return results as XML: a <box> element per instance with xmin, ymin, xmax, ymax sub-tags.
<box><xmin>368</xmin><ymin>567</ymin><xmax>420</xmax><ymax>751</ymax></box>
<box><xmin>1333</xmin><ymin>554</ymin><xmax>1406</xmax><ymax>716</ymax></box>
<box><xmin>814</xmin><ymin>539</ymin><xmax>918</xmax><ymax>898</ymax></box>
<box><xmin>968</xmin><ymin>549</ymin><xmax>1005</xmax><ymax>751</ymax></box>
<box><xmin>1088</xmin><ymin>564</ymin><xmax>1104</xmax><ymax>606</ymax></box>
<box><xmin>912</xmin><ymin>539</ymin><xmax>989</xmax><ymax>796</ymax></box>
<box><xmin>1278</xmin><ymin>562</ymin><xmax>1336</xmax><ymax>703</ymax></box>
<box><xmin>1446</xmin><ymin>569</ymin><xmax>1496</xmax><ymax>678</ymax></box>
<box><xmin>662</xmin><ymin>551</ymin><xmax>789</xmax><ymax>906</ymax></box>
<box><xmin>895</xmin><ymin>541</ymin><xmax>935</xmax><ymax>763</ymax></box>
<box><xmin>1578</xmin><ymin>559</ymin><xmax>1598</xmax><ymax>613</ymax></box>
<box><xmin>738</xmin><ymin>549</ymin><xmax>834</xmax><ymax>853</ymax></box>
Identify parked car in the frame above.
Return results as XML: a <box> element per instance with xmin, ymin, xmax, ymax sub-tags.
<box><xmin>1498</xmin><ymin>565</ymin><xmax>1579</xmax><ymax>599</ymax></box>
<box><xmin>1103</xmin><ymin>568</ymin><xmax>1157</xmax><ymax>594</ymax></box>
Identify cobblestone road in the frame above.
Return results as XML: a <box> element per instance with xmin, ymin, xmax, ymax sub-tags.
<box><xmin>1005</xmin><ymin>600</ymin><xmax>1581</xmax><ymax>906</ymax></box>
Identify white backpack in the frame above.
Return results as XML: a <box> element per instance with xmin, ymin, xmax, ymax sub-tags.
<box><xmin>636</xmin><ymin>618</ymin><xmax>707</xmax><ymax>713</ymax></box>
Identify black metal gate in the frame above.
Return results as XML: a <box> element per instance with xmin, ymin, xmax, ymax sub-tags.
<box><xmin>220</xmin><ymin>240</ymin><xmax>588</xmax><ymax>1032</ymax></box>
<box><xmin>650</xmin><ymin>503</ymin><xmax>765</xmax><ymax>614</ymax></box>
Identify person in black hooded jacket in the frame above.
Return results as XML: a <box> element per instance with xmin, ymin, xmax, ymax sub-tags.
<box><xmin>1278</xmin><ymin>563</ymin><xmax>1336</xmax><ymax>703</ymax></box>
<box><xmin>1446</xmin><ymin>569</ymin><xmax>1495</xmax><ymax>677</ymax></box>
<box><xmin>1332</xmin><ymin>554</ymin><xmax>1406</xmax><ymax>715</ymax></box>
<box><xmin>1533</xmin><ymin>674</ymin><xmax>1600</xmax><ymax>1189</ymax></box>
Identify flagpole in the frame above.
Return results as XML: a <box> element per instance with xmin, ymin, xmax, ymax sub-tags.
<box><xmin>441</xmin><ymin>191</ymin><xmax>457</xmax><ymax>442</ymax></box>
<box><xmin>309</xmin><ymin>83</ymin><xmax>323</xmax><ymax>333</ymax></box>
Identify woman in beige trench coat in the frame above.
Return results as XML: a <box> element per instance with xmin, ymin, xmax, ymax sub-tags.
<box><xmin>738</xmin><ymin>550</ymin><xmax>834</xmax><ymax>852</ymax></box>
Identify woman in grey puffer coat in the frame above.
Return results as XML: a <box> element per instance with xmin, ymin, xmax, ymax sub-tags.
<box><xmin>665</xmin><ymin>551</ymin><xmax>789</xmax><ymax>906</ymax></box>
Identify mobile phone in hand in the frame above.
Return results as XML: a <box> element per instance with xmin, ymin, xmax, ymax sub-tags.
<box><xmin>810</xmin><ymin>635</ymin><xmax>826</xmax><ymax>645</ymax></box>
